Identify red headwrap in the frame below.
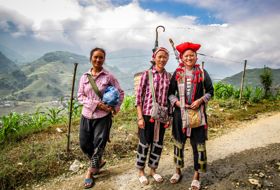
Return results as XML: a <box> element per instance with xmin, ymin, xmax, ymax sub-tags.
<box><xmin>176</xmin><ymin>42</ymin><xmax>201</xmax><ymax>55</ymax></box>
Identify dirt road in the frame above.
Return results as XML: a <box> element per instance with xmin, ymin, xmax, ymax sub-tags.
<box><xmin>33</xmin><ymin>112</ymin><xmax>280</xmax><ymax>190</ymax></box>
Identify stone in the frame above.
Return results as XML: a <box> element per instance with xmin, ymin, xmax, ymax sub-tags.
<box><xmin>248</xmin><ymin>178</ymin><xmax>261</xmax><ymax>187</ymax></box>
<box><xmin>69</xmin><ymin>159</ymin><xmax>81</xmax><ymax>172</ymax></box>
<box><xmin>258</xmin><ymin>172</ymin><xmax>265</xmax><ymax>178</ymax></box>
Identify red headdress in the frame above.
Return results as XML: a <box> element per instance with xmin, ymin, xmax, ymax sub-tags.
<box><xmin>176</xmin><ymin>42</ymin><xmax>201</xmax><ymax>57</ymax></box>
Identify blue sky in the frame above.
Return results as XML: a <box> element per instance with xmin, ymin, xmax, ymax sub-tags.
<box><xmin>138</xmin><ymin>1</ymin><xmax>223</xmax><ymax>24</ymax></box>
<box><xmin>0</xmin><ymin>0</ymin><xmax>280</xmax><ymax>78</ymax></box>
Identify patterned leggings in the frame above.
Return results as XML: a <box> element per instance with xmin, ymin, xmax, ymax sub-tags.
<box><xmin>136</xmin><ymin>115</ymin><xmax>166</xmax><ymax>169</ymax></box>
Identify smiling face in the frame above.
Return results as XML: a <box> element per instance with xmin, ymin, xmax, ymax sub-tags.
<box><xmin>91</xmin><ymin>50</ymin><xmax>105</xmax><ymax>70</ymax></box>
<box><xmin>154</xmin><ymin>50</ymin><xmax>169</xmax><ymax>71</ymax></box>
<box><xmin>181</xmin><ymin>49</ymin><xmax>197</xmax><ymax>69</ymax></box>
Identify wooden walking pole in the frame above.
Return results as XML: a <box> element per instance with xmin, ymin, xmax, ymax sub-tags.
<box><xmin>239</xmin><ymin>60</ymin><xmax>247</xmax><ymax>106</ymax></box>
<box><xmin>67</xmin><ymin>62</ymin><xmax>78</xmax><ymax>153</ymax></box>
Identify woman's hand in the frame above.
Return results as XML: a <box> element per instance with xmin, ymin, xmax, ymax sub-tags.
<box><xmin>175</xmin><ymin>100</ymin><xmax>180</xmax><ymax>108</ymax></box>
<box><xmin>97</xmin><ymin>102</ymin><xmax>113</xmax><ymax>113</ymax></box>
<box><xmin>137</xmin><ymin>118</ymin><xmax>145</xmax><ymax>129</ymax></box>
<box><xmin>190</xmin><ymin>98</ymin><xmax>203</xmax><ymax>110</ymax></box>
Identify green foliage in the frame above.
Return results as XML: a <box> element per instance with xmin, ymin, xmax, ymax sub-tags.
<box><xmin>250</xmin><ymin>87</ymin><xmax>264</xmax><ymax>103</ymax></box>
<box><xmin>121</xmin><ymin>95</ymin><xmax>135</xmax><ymax>111</ymax></box>
<box><xmin>68</xmin><ymin>99</ymin><xmax>82</xmax><ymax>118</ymax></box>
<box><xmin>46</xmin><ymin>107</ymin><xmax>64</xmax><ymax>125</ymax></box>
<box><xmin>214</xmin><ymin>82</ymin><xmax>236</xmax><ymax>99</ymax></box>
<box><xmin>260</xmin><ymin>67</ymin><xmax>273</xmax><ymax>97</ymax></box>
<box><xmin>0</xmin><ymin>112</ymin><xmax>22</xmax><ymax>142</ymax></box>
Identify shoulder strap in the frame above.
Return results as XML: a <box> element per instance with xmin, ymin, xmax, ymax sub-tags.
<box><xmin>148</xmin><ymin>70</ymin><xmax>156</xmax><ymax>103</ymax></box>
<box><xmin>87</xmin><ymin>74</ymin><xmax>102</xmax><ymax>99</ymax></box>
<box><xmin>199</xmin><ymin>64</ymin><xmax>205</xmax><ymax>95</ymax></box>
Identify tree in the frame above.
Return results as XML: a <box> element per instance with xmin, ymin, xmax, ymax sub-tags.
<box><xmin>260</xmin><ymin>66</ymin><xmax>272</xmax><ymax>98</ymax></box>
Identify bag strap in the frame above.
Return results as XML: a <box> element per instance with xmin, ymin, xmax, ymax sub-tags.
<box><xmin>87</xmin><ymin>74</ymin><xmax>102</xmax><ymax>99</ymax></box>
<box><xmin>148</xmin><ymin>70</ymin><xmax>157</xmax><ymax>103</ymax></box>
<box><xmin>200</xmin><ymin>64</ymin><xmax>205</xmax><ymax>95</ymax></box>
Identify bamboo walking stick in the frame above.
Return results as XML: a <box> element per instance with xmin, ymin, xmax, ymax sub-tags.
<box><xmin>67</xmin><ymin>62</ymin><xmax>78</xmax><ymax>153</ymax></box>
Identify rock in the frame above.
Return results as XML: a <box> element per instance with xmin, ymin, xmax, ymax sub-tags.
<box><xmin>69</xmin><ymin>159</ymin><xmax>81</xmax><ymax>172</ymax></box>
<box><xmin>263</xmin><ymin>180</ymin><xmax>274</xmax><ymax>187</ymax></box>
<box><xmin>56</xmin><ymin>128</ymin><xmax>63</xmax><ymax>133</ymax></box>
<box><xmin>248</xmin><ymin>178</ymin><xmax>261</xmax><ymax>187</ymax></box>
<box><xmin>258</xmin><ymin>172</ymin><xmax>265</xmax><ymax>178</ymax></box>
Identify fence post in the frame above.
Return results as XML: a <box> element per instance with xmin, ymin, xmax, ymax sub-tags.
<box><xmin>239</xmin><ymin>60</ymin><xmax>247</xmax><ymax>106</ymax></box>
<box><xmin>67</xmin><ymin>63</ymin><xmax>78</xmax><ymax>153</ymax></box>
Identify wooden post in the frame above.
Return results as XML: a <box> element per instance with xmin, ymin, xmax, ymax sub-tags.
<box><xmin>239</xmin><ymin>60</ymin><xmax>247</xmax><ymax>106</ymax></box>
<box><xmin>67</xmin><ymin>63</ymin><xmax>78</xmax><ymax>153</ymax></box>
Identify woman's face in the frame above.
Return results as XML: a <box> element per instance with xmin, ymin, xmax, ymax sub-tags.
<box><xmin>154</xmin><ymin>50</ymin><xmax>169</xmax><ymax>70</ymax></box>
<box><xmin>91</xmin><ymin>50</ymin><xmax>105</xmax><ymax>69</ymax></box>
<box><xmin>181</xmin><ymin>49</ymin><xmax>197</xmax><ymax>68</ymax></box>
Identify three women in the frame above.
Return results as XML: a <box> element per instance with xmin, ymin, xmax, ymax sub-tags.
<box><xmin>78</xmin><ymin>41</ymin><xmax>213</xmax><ymax>189</ymax></box>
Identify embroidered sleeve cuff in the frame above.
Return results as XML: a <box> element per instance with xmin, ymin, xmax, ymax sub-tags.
<box><xmin>169</xmin><ymin>95</ymin><xmax>178</xmax><ymax>107</ymax></box>
<box><xmin>202</xmin><ymin>93</ymin><xmax>212</xmax><ymax>103</ymax></box>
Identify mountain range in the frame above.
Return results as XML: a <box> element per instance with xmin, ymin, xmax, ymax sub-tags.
<box><xmin>0</xmin><ymin>49</ymin><xmax>279</xmax><ymax>101</ymax></box>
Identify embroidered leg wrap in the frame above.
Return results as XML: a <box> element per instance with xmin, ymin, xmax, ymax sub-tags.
<box><xmin>136</xmin><ymin>142</ymin><xmax>149</xmax><ymax>169</ymax></box>
<box><xmin>148</xmin><ymin>142</ymin><xmax>163</xmax><ymax>169</ymax></box>
<box><xmin>197</xmin><ymin>143</ymin><xmax>207</xmax><ymax>173</ymax></box>
<box><xmin>91</xmin><ymin>148</ymin><xmax>104</xmax><ymax>168</ymax></box>
<box><xmin>173</xmin><ymin>141</ymin><xmax>184</xmax><ymax>168</ymax></box>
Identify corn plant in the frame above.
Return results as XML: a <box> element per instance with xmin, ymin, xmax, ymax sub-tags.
<box><xmin>0</xmin><ymin>112</ymin><xmax>28</xmax><ymax>142</ymax></box>
<box><xmin>30</xmin><ymin>110</ymin><xmax>47</xmax><ymax>129</ymax></box>
<box><xmin>250</xmin><ymin>87</ymin><xmax>264</xmax><ymax>103</ymax></box>
<box><xmin>214</xmin><ymin>82</ymin><xmax>235</xmax><ymax>99</ymax></box>
<box><xmin>67</xmin><ymin>99</ymin><xmax>82</xmax><ymax>118</ymax></box>
<box><xmin>121</xmin><ymin>95</ymin><xmax>135</xmax><ymax>111</ymax></box>
<box><xmin>46</xmin><ymin>107</ymin><xmax>64</xmax><ymax>125</ymax></box>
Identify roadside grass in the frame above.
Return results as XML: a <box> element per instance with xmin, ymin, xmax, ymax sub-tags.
<box><xmin>0</xmin><ymin>99</ymin><xmax>280</xmax><ymax>189</ymax></box>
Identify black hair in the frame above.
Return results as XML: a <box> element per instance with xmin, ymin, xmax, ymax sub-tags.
<box><xmin>90</xmin><ymin>47</ymin><xmax>106</xmax><ymax>62</ymax></box>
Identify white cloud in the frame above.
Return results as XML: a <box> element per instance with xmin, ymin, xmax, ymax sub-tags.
<box><xmin>0</xmin><ymin>0</ymin><xmax>279</xmax><ymax>77</ymax></box>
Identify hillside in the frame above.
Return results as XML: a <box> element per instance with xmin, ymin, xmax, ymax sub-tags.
<box><xmin>1</xmin><ymin>51</ymin><xmax>131</xmax><ymax>101</ymax></box>
<box><xmin>0</xmin><ymin>52</ymin><xmax>29</xmax><ymax>97</ymax></box>
<box><xmin>221</xmin><ymin>68</ymin><xmax>280</xmax><ymax>88</ymax></box>
<box><xmin>0</xmin><ymin>44</ymin><xmax>26</xmax><ymax>64</ymax></box>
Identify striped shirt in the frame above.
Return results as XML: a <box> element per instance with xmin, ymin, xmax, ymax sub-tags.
<box><xmin>77</xmin><ymin>68</ymin><xmax>124</xmax><ymax>119</ymax></box>
<box><xmin>136</xmin><ymin>66</ymin><xmax>170</xmax><ymax>116</ymax></box>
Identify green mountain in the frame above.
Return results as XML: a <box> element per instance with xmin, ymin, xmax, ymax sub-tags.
<box><xmin>0</xmin><ymin>44</ymin><xmax>26</xmax><ymax>64</ymax></box>
<box><xmin>0</xmin><ymin>52</ymin><xmax>29</xmax><ymax>97</ymax></box>
<box><xmin>221</xmin><ymin>68</ymin><xmax>280</xmax><ymax>88</ymax></box>
<box><xmin>1</xmin><ymin>51</ymin><xmax>130</xmax><ymax>100</ymax></box>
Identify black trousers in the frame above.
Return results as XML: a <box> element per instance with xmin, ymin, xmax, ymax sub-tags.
<box><xmin>172</xmin><ymin>108</ymin><xmax>207</xmax><ymax>172</ymax></box>
<box><xmin>79</xmin><ymin>114</ymin><xmax>112</xmax><ymax>169</ymax></box>
<box><xmin>136</xmin><ymin>115</ymin><xmax>166</xmax><ymax>169</ymax></box>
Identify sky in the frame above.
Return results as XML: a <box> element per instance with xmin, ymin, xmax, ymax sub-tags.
<box><xmin>0</xmin><ymin>0</ymin><xmax>280</xmax><ymax>78</ymax></box>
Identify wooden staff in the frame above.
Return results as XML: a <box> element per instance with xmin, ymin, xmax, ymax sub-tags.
<box><xmin>67</xmin><ymin>62</ymin><xmax>78</xmax><ymax>153</ymax></box>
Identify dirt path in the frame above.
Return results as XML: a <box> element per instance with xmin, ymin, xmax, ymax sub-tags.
<box><xmin>33</xmin><ymin>112</ymin><xmax>280</xmax><ymax>190</ymax></box>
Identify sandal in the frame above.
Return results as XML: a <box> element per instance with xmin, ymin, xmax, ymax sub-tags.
<box><xmin>191</xmin><ymin>179</ymin><xmax>201</xmax><ymax>190</ymax></box>
<box><xmin>84</xmin><ymin>178</ymin><xmax>94</xmax><ymax>189</ymax></box>
<box><xmin>152</xmin><ymin>173</ymin><xmax>163</xmax><ymax>183</ymax></box>
<box><xmin>138</xmin><ymin>175</ymin><xmax>149</xmax><ymax>185</ymax></box>
<box><xmin>170</xmin><ymin>173</ymin><xmax>182</xmax><ymax>184</ymax></box>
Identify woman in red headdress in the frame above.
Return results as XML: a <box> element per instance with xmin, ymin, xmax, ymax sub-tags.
<box><xmin>135</xmin><ymin>47</ymin><xmax>171</xmax><ymax>185</ymax></box>
<box><xmin>168</xmin><ymin>42</ymin><xmax>214</xmax><ymax>190</ymax></box>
